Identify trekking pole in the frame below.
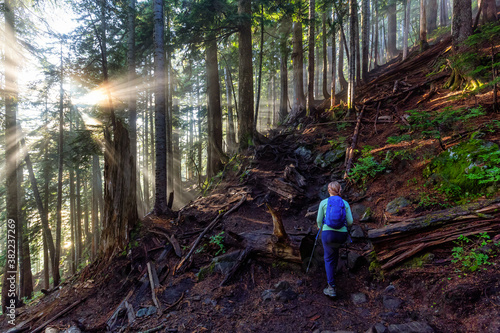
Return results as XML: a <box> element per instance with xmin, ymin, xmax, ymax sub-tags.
<box><xmin>306</xmin><ymin>222</ymin><xmax>323</xmax><ymax>273</ymax></box>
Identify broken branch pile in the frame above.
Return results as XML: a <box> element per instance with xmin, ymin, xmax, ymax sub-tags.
<box><xmin>368</xmin><ymin>198</ymin><xmax>500</xmax><ymax>270</ymax></box>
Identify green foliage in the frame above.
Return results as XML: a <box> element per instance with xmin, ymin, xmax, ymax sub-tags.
<box><xmin>425</xmin><ymin>138</ymin><xmax>500</xmax><ymax>200</ymax></box>
<box><xmin>209</xmin><ymin>231</ymin><xmax>226</xmax><ymax>256</ymax></box>
<box><xmin>386</xmin><ymin>134</ymin><xmax>412</xmax><ymax>144</ymax></box>
<box><xmin>406</xmin><ymin>106</ymin><xmax>486</xmax><ymax>139</ymax></box>
<box><xmin>21</xmin><ymin>291</ymin><xmax>44</xmax><ymax>306</ymax></box>
<box><xmin>349</xmin><ymin>156</ymin><xmax>386</xmax><ymax>188</ymax></box>
<box><xmin>452</xmin><ymin>233</ymin><xmax>496</xmax><ymax>273</ymax></box>
<box><xmin>336</xmin><ymin>122</ymin><xmax>351</xmax><ymax>131</ymax></box>
<box><xmin>328</xmin><ymin>136</ymin><xmax>347</xmax><ymax>148</ymax></box>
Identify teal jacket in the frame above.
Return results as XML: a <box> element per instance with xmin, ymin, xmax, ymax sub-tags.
<box><xmin>316</xmin><ymin>196</ymin><xmax>354</xmax><ymax>232</ymax></box>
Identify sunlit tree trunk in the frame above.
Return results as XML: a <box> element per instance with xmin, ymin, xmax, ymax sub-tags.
<box><xmin>42</xmin><ymin>131</ymin><xmax>51</xmax><ymax>289</ymax></box>
<box><xmin>153</xmin><ymin>0</ymin><xmax>168</xmax><ymax>214</ymax></box>
<box><xmin>205</xmin><ymin>36</ymin><xmax>223</xmax><ymax>177</ymax></box>
<box><xmin>76</xmin><ymin>169</ymin><xmax>83</xmax><ymax>266</ymax></box>
<box><xmin>292</xmin><ymin>16</ymin><xmax>306</xmax><ymax>112</ymax></box>
<box><xmin>387</xmin><ymin>0</ymin><xmax>398</xmax><ymax>57</ymax></box>
<box><xmin>166</xmin><ymin>9</ymin><xmax>174</xmax><ymax>202</ymax></box>
<box><xmin>238</xmin><ymin>0</ymin><xmax>254</xmax><ymax>149</ymax></box>
<box><xmin>420</xmin><ymin>0</ymin><xmax>429</xmax><ymax>51</ymax></box>
<box><xmin>338</xmin><ymin>26</ymin><xmax>348</xmax><ymax>92</ymax></box>
<box><xmin>362</xmin><ymin>0</ymin><xmax>370</xmax><ymax>82</ymax></box>
<box><xmin>354</xmin><ymin>5</ymin><xmax>361</xmax><ymax>85</ymax></box>
<box><xmin>403</xmin><ymin>0</ymin><xmax>411</xmax><ymax>60</ymax></box>
<box><xmin>92</xmin><ymin>155</ymin><xmax>99</xmax><ymax>260</ymax></box>
<box><xmin>224</xmin><ymin>67</ymin><xmax>236</xmax><ymax>152</ymax></box>
<box><xmin>307</xmin><ymin>0</ymin><xmax>316</xmax><ymax>114</ymax></box>
<box><xmin>143</xmin><ymin>107</ymin><xmax>150</xmax><ymax>210</ymax></box>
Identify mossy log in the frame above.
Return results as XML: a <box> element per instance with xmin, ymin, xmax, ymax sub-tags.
<box><xmin>368</xmin><ymin>198</ymin><xmax>500</xmax><ymax>270</ymax></box>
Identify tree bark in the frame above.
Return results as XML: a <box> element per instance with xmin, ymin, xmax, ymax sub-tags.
<box><xmin>374</xmin><ymin>0</ymin><xmax>380</xmax><ymax>67</ymax></box>
<box><xmin>361</xmin><ymin>0</ymin><xmax>370</xmax><ymax>82</ymax></box>
<box><xmin>76</xmin><ymin>169</ymin><xmax>83</xmax><ymax>267</ymax></box>
<box><xmin>307</xmin><ymin>0</ymin><xmax>316</xmax><ymax>114</ymax></box>
<box><xmin>348</xmin><ymin>0</ymin><xmax>356</xmax><ymax>116</ymax></box>
<box><xmin>153</xmin><ymin>0</ymin><xmax>168</xmax><ymax>214</ymax></box>
<box><xmin>92</xmin><ymin>155</ymin><xmax>99</xmax><ymax>260</ymax></box>
<box><xmin>322</xmin><ymin>12</ymin><xmax>331</xmax><ymax>99</ymax></box>
<box><xmin>452</xmin><ymin>0</ymin><xmax>472</xmax><ymax>51</ymax></box>
<box><xmin>128</xmin><ymin>0</ymin><xmax>138</xmax><ymax>214</ymax></box>
<box><xmin>224</xmin><ymin>67</ymin><xmax>236</xmax><ymax>153</ymax></box>
<box><xmin>205</xmin><ymin>36</ymin><xmax>224</xmax><ymax>177</ymax></box>
<box><xmin>480</xmin><ymin>0</ymin><xmax>498</xmax><ymax>23</ymax></box>
<box><xmin>43</xmin><ymin>131</ymin><xmax>51</xmax><ymax>289</ymax></box>
<box><xmin>101</xmin><ymin>120</ymin><xmax>138</xmax><ymax>258</ymax></box>
<box><xmin>238</xmin><ymin>0</ymin><xmax>254</xmax><ymax>149</ymax></box>
<box><xmin>331</xmin><ymin>10</ymin><xmax>337</xmax><ymax>107</ymax></box>
<box><xmin>255</xmin><ymin>5</ymin><xmax>265</xmax><ymax>130</ymax></box>
<box><xmin>403</xmin><ymin>0</ymin><xmax>411</xmax><ymax>60</ymax></box>
<box><xmin>420</xmin><ymin>0</ymin><xmax>429</xmax><ymax>51</ymax></box>
<box><xmin>292</xmin><ymin>6</ymin><xmax>306</xmax><ymax>113</ymax></box>
<box><xmin>427</xmin><ymin>0</ymin><xmax>438</xmax><ymax>35</ymax></box>
<box><xmin>166</xmin><ymin>9</ymin><xmax>174</xmax><ymax>202</ymax></box>
<box><xmin>18</xmin><ymin>161</ymin><xmax>33</xmax><ymax>299</ymax></box>
<box><xmin>387</xmin><ymin>0</ymin><xmax>398</xmax><ymax>57</ymax></box>
<box><xmin>338</xmin><ymin>27</ymin><xmax>348</xmax><ymax>93</ymax></box>
<box><xmin>279</xmin><ymin>16</ymin><xmax>292</xmax><ymax>123</ymax></box>
<box><xmin>440</xmin><ymin>0</ymin><xmax>449</xmax><ymax>26</ymax></box>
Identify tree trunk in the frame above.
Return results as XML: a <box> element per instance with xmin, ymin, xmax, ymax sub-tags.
<box><xmin>53</xmin><ymin>42</ymin><xmax>64</xmax><ymax>287</ymax></box>
<box><xmin>374</xmin><ymin>0</ymin><xmax>380</xmax><ymax>67</ymax></box>
<box><xmin>292</xmin><ymin>9</ymin><xmax>306</xmax><ymax>113</ymax></box>
<box><xmin>279</xmin><ymin>16</ymin><xmax>292</xmax><ymax>122</ymax></box>
<box><xmin>22</xmin><ymin>137</ymin><xmax>58</xmax><ymax>297</ymax></box>
<box><xmin>18</xmin><ymin>161</ymin><xmax>33</xmax><ymax>299</ymax></box>
<box><xmin>331</xmin><ymin>10</ymin><xmax>337</xmax><ymax>107</ymax></box>
<box><xmin>166</xmin><ymin>9</ymin><xmax>174</xmax><ymax>202</ymax></box>
<box><xmin>481</xmin><ymin>0</ymin><xmax>498</xmax><ymax>23</ymax></box>
<box><xmin>403</xmin><ymin>0</ymin><xmax>411</xmax><ymax>60</ymax></box>
<box><xmin>143</xmin><ymin>107</ymin><xmax>150</xmax><ymax>210</ymax></box>
<box><xmin>348</xmin><ymin>0</ymin><xmax>357</xmax><ymax>116</ymax></box>
<box><xmin>101</xmin><ymin>120</ymin><xmax>138</xmax><ymax>258</ymax></box>
<box><xmin>92</xmin><ymin>155</ymin><xmax>99</xmax><ymax>261</ymax></box>
<box><xmin>128</xmin><ymin>0</ymin><xmax>138</xmax><ymax>214</ymax></box>
<box><xmin>452</xmin><ymin>0</ymin><xmax>472</xmax><ymax>51</ymax></box>
<box><xmin>255</xmin><ymin>5</ymin><xmax>265</xmax><ymax>130</ymax></box>
<box><xmin>361</xmin><ymin>0</ymin><xmax>370</xmax><ymax>82</ymax></box>
<box><xmin>440</xmin><ymin>0</ymin><xmax>449</xmax><ymax>26</ymax></box>
<box><xmin>76</xmin><ymin>169</ymin><xmax>83</xmax><ymax>267</ymax></box>
<box><xmin>307</xmin><ymin>0</ymin><xmax>316</xmax><ymax>114</ymax></box>
<box><xmin>43</xmin><ymin>133</ymin><xmax>51</xmax><ymax>290</ymax></box>
<box><xmin>153</xmin><ymin>0</ymin><xmax>168</xmax><ymax>214</ymax></box>
<box><xmin>205</xmin><ymin>36</ymin><xmax>224</xmax><ymax>177</ymax></box>
<box><xmin>338</xmin><ymin>27</ymin><xmax>348</xmax><ymax>92</ymax></box>
<box><xmin>427</xmin><ymin>0</ymin><xmax>438</xmax><ymax>35</ymax></box>
<box><xmin>238</xmin><ymin>0</ymin><xmax>254</xmax><ymax>149</ymax></box>
<box><xmin>322</xmin><ymin>12</ymin><xmax>330</xmax><ymax>99</ymax></box>
<box><xmin>420</xmin><ymin>0</ymin><xmax>429</xmax><ymax>51</ymax></box>
<box><xmin>387</xmin><ymin>0</ymin><xmax>398</xmax><ymax>57</ymax></box>
<box><xmin>224</xmin><ymin>67</ymin><xmax>236</xmax><ymax>153</ymax></box>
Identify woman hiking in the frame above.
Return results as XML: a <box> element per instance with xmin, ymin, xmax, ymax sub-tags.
<box><xmin>316</xmin><ymin>181</ymin><xmax>353</xmax><ymax>297</ymax></box>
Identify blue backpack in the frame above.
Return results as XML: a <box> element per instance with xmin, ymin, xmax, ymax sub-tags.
<box><xmin>324</xmin><ymin>196</ymin><xmax>346</xmax><ymax>229</ymax></box>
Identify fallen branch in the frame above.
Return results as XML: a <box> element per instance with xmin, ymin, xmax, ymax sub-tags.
<box><xmin>106</xmin><ymin>289</ymin><xmax>134</xmax><ymax>331</ymax></box>
<box><xmin>220</xmin><ymin>248</ymin><xmax>253</xmax><ymax>286</ymax></box>
<box><xmin>31</xmin><ymin>297</ymin><xmax>87</xmax><ymax>333</ymax></box>
<box><xmin>147</xmin><ymin>262</ymin><xmax>162</xmax><ymax>316</ymax></box>
<box><xmin>164</xmin><ymin>292</ymin><xmax>185</xmax><ymax>312</ymax></box>
<box><xmin>150</xmin><ymin>229</ymin><xmax>182</xmax><ymax>257</ymax></box>
<box><xmin>174</xmin><ymin>193</ymin><xmax>247</xmax><ymax>274</ymax></box>
<box><xmin>344</xmin><ymin>106</ymin><xmax>366</xmax><ymax>179</ymax></box>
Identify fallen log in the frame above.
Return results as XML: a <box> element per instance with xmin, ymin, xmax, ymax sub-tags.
<box><xmin>174</xmin><ymin>193</ymin><xmax>247</xmax><ymax>274</ymax></box>
<box><xmin>31</xmin><ymin>297</ymin><xmax>88</xmax><ymax>333</ymax></box>
<box><xmin>284</xmin><ymin>164</ymin><xmax>306</xmax><ymax>188</ymax></box>
<box><xmin>368</xmin><ymin>198</ymin><xmax>500</xmax><ymax>270</ymax></box>
<box><xmin>267</xmin><ymin>178</ymin><xmax>303</xmax><ymax>200</ymax></box>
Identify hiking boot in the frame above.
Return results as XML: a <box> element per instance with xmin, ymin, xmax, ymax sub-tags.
<box><xmin>323</xmin><ymin>284</ymin><xmax>337</xmax><ymax>297</ymax></box>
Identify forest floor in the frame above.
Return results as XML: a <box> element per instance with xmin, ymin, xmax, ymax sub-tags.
<box><xmin>3</xmin><ymin>34</ymin><xmax>500</xmax><ymax>333</ymax></box>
